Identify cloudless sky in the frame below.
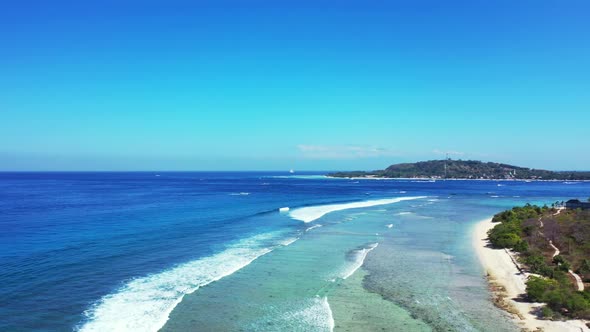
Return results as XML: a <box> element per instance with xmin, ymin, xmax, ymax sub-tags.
<box><xmin>1</xmin><ymin>0</ymin><xmax>589</xmax><ymax>171</ymax></box>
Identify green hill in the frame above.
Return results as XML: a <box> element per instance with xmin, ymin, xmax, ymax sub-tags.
<box><xmin>328</xmin><ymin>160</ymin><xmax>590</xmax><ymax>180</ymax></box>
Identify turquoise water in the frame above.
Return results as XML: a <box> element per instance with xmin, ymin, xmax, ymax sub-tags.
<box><xmin>162</xmin><ymin>197</ymin><xmax>521</xmax><ymax>331</ymax></box>
<box><xmin>2</xmin><ymin>172</ymin><xmax>589</xmax><ymax>331</ymax></box>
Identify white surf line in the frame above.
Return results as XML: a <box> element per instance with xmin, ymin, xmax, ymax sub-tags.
<box><xmin>323</xmin><ymin>297</ymin><xmax>335</xmax><ymax>332</ymax></box>
<box><xmin>395</xmin><ymin>212</ymin><xmax>413</xmax><ymax>216</ymax></box>
<box><xmin>277</xmin><ymin>296</ymin><xmax>335</xmax><ymax>332</ymax></box>
<box><xmin>341</xmin><ymin>243</ymin><xmax>379</xmax><ymax>280</ymax></box>
<box><xmin>289</xmin><ymin>196</ymin><xmax>427</xmax><ymax>223</ymax></box>
<box><xmin>77</xmin><ymin>233</ymin><xmax>280</xmax><ymax>332</ymax></box>
<box><xmin>279</xmin><ymin>237</ymin><xmax>299</xmax><ymax>247</ymax></box>
<box><xmin>305</xmin><ymin>224</ymin><xmax>323</xmax><ymax>232</ymax></box>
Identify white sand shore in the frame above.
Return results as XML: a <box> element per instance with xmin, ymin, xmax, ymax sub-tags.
<box><xmin>473</xmin><ymin>217</ymin><xmax>589</xmax><ymax>332</ymax></box>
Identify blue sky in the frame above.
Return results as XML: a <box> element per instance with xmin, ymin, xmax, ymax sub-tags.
<box><xmin>1</xmin><ymin>0</ymin><xmax>589</xmax><ymax>171</ymax></box>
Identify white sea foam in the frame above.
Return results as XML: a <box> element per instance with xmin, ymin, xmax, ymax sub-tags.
<box><xmin>289</xmin><ymin>196</ymin><xmax>426</xmax><ymax>223</ymax></box>
<box><xmin>279</xmin><ymin>237</ymin><xmax>299</xmax><ymax>247</ymax></box>
<box><xmin>340</xmin><ymin>243</ymin><xmax>379</xmax><ymax>280</ymax></box>
<box><xmin>229</xmin><ymin>192</ymin><xmax>250</xmax><ymax>196</ymax></box>
<box><xmin>279</xmin><ymin>207</ymin><xmax>290</xmax><ymax>212</ymax></box>
<box><xmin>324</xmin><ymin>297</ymin><xmax>335</xmax><ymax>332</ymax></box>
<box><xmin>306</xmin><ymin>224</ymin><xmax>323</xmax><ymax>232</ymax></box>
<box><xmin>78</xmin><ymin>233</ymin><xmax>278</xmax><ymax>332</ymax></box>
<box><xmin>386</xmin><ymin>224</ymin><xmax>393</xmax><ymax>229</ymax></box>
<box><xmin>395</xmin><ymin>212</ymin><xmax>413</xmax><ymax>216</ymax></box>
<box><xmin>277</xmin><ymin>297</ymin><xmax>335</xmax><ymax>332</ymax></box>
<box><xmin>270</xmin><ymin>175</ymin><xmax>327</xmax><ymax>180</ymax></box>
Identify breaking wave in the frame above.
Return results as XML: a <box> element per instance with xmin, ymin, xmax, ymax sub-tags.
<box><xmin>78</xmin><ymin>233</ymin><xmax>282</xmax><ymax>332</ymax></box>
<box><xmin>339</xmin><ymin>243</ymin><xmax>379</xmax><ymax>280</ymax></box>
<box><xmin>289</xmin><ymin>197</ymin><xmax>427</xmax><ymax>223</ymax></box>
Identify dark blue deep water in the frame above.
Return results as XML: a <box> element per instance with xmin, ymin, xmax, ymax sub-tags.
<box><xmin>1</xmin><ymin>172</ymin><xmax>589</xmax><ymax>331</ymax></box>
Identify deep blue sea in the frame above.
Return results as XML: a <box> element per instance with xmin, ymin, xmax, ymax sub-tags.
<box><xmin>1</xmin><ymin>172</ymin><xmax>589</xmax><ymax>331</ymax></box>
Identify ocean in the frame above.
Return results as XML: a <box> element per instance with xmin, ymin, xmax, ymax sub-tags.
<box><xmin>1</xmin><ymin>172</ymin><xmax>589</xmax><ymax>331</ymax></box>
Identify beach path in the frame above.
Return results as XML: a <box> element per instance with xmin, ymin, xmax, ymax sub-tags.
<box><xmin>539</xmin><ymin>209</ymin><xmax>585</xmax><ymax>292</ymax></box>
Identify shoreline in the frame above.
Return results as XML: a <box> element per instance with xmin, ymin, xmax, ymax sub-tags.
<box><xmin>326</xmin><ymin>175</ymin><xmax>590</xmax><ymax>182</ymax></box>
<box><xmin>473</xmin><ymin>218</ymin><xmax>589</xmax><ymax>332</ymax></box>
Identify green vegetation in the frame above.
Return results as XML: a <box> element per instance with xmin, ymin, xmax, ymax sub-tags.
<box><xmin>526</xmin><ymin>276</ymin><xmax>590</xmax><ymax>319</ymax></box>
<box><xmin>489</xmin><ymin>204</ymin><xmax>590</xmax><ymax>319</ymax></box>
<box><xmin>488</xmin><ymin>204</ymin><xmax>544</xmax><ymax>251</ymax></box>
<box><xmin>328</xmin><ymin>160</ymin><xmax>590</xmax><ymax>180</ymax></box>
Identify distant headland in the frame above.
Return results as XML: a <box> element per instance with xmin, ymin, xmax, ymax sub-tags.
<box><xmin>328</xmin><ymin>160</ymin><xmax>590</xmax><ymax>180</ymax></box>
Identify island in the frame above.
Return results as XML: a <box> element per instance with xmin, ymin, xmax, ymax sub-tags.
<box><xmin>328</xmin><ymin>159</ymin><xmax>590</xmax><ymax>180</ymax></box>
<box><xmin>475</xmin><ymin>201</ymin><xmax>590</xmax><ymax>331</ymax></box>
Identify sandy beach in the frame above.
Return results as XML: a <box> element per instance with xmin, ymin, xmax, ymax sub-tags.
<box><xmin>473</xmin><ymin>217</ymin><xmax>589</xmax><ymax>332</ymax></box>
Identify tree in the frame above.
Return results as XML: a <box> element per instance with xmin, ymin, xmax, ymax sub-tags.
<box><xmin>526</xmin><ymin>276</ymin><xmax>558</xmax><ymax>302</ymax></box>
<box><xmin>525</xmin><ymin>254</ymin><xmax>552</xmax><ymax>276</ymax></box>
<box><xmin>553</xmin><ymin>255</ymin><xmax>571</xmax><ymax>272</ymax></box>
<box><xmin>553</xmin><ymin>255</ymin><xmax>566</xmax><ymax>265</ymax></box>
<box><xmin>579</xmin><ymin>260</ymin><xmax>590</xmax><ymax>281</ymax></box>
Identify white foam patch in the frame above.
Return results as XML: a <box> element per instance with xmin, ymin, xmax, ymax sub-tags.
<box><xmin>251</xmin><ymin>297</ymin><xmax>334</xmax><ymax>331</ymax></box>
<box><xmin>280</xmin><ymin>297</ymin><xmax>334</xmax><ymax>332</ymax></box>
<box><xmin>279</xmin><ymin>237</ymin><xmax>299</xmax><ymax>247</ymax></box>
<box><xmin>305</xmin><ymin>224</ymin><xmax>323</xmax><ymax>232</ymax></box>
<box><xmin>386</xmin><ymin>224</ymin><xmax>393</xmax><ymax>228</ymax></box>
<box><xmin>78</xmin><ymin>233</ymin><xmax>279</xmax><ymax>332</ymax></box>
<box><xmin>289</xmin><ymin>196</ymin><xmax>426</xmax><ymax>223</ymax></box>
<box><xmin>270</xmin><ymin>175</ymin><xmax>327</xmax><ymax>180</ymax></box>
<box><xmin>395</xmin><ymin>212</ymin><xmax>413</xmax><ymax>216</ymax></box>
<box><xmin>229</xmin><ymin>192</ymin><xmax>250</xmax><ymax>196</ymax></box>
<box><xmin>340</xmin><ymin>243</ymin><xmax>379</xmax><ymax>280</ymax></box>
<box><xmin>324</xmin><ymin>297</ymin><xmax>335</xmax><ymax>332</ymax></box>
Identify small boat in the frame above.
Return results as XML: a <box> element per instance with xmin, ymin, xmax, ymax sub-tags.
<box><xmin>289</xmin><ymin>169</ymin><xmax>295</xmax><ymax>174</ymax></box>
